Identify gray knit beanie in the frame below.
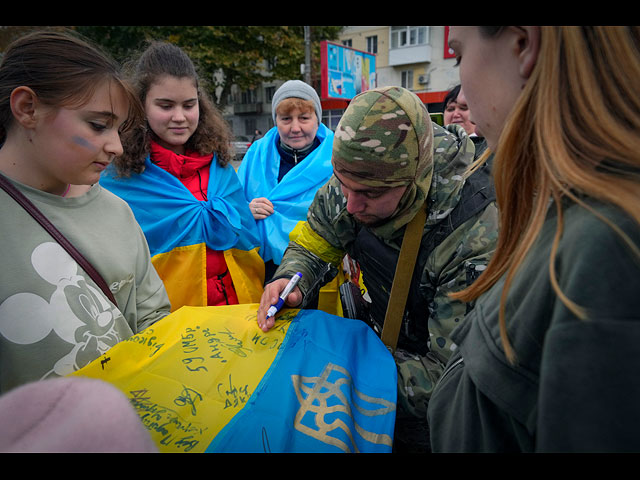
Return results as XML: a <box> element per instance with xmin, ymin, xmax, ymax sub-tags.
<box><xmin>271</xmin><ymin>80</ymin><xmax>322</xmax><ymax>124</ymax></box>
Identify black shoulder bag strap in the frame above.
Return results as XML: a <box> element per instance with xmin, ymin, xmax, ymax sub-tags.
<box><xmin>0</xmin><ymin>174</ymin><xmax>118</xmax><ymax>307</ymax></box>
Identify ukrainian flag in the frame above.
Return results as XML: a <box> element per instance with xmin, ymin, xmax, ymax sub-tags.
<box><xmin>237</xmin><ymin>125</ymin><xmax>345</xmax><ymax>315</ymax></box>
<box><xmin>71</xmin><ymin>304</ymin><xmax>397</xmax><ymax>453</ymax></box>
<box><xmin>236</xmin><ymin>124</ymin><xmax>334</xmax><ymax>266</ymax></box>
<box><xmin>101</xmin><ymin>157</ymin><xmax>265</xmax><ymax>309</ymax></box>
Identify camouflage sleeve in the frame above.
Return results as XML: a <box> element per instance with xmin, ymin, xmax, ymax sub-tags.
<box><xmin>396</xmin><ymin>200</ymin><xmax>499</xmax><ymax>419</ymax></box>
<box><xmin>271</xmin><ymin>177</ymin><xmax>350</xmax><ymax>301</ymax></box>
<box><xmin>272</xmin><ymin>239</ymin><xmax>337</xmax><ymax>303</ymax></box>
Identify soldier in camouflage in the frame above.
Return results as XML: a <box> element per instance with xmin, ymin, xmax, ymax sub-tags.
<box><xmin>256</xmin><ymin>86</ymin><xmax>498</xmax><ymax>452</ymax></box>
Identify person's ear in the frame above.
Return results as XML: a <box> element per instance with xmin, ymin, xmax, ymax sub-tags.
<box><xmin>9</xmin><ymin>86</ymin><xmax>40</xmax><ymax>129</ymax></box>
<box><xmin>513</xmin><ymin>26</ymin><xmax>541</xmax><ymax>80</ymax></box>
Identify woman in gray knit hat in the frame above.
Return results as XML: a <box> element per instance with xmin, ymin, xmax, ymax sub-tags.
<box><xmin>236</xmin><ymin>80</ymin><xmax>335</xmax><ymax>282</ymax></box>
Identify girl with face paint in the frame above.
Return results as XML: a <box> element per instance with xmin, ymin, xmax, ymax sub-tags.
<box><xmin>0</xmin><ymin>30</ymin><xmax>171</xmax><ymax>394</ymax></box>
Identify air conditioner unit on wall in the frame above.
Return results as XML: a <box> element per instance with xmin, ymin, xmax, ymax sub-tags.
<box><xmin>418</xmin><ymin>74</ymin><xmax>429</xmax><ymax>85</ymax></box>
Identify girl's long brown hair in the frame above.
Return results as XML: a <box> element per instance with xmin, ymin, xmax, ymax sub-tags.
<box><xmin>452</xmin><ymin>26</ymin><xmax>640</xmax><ymax>363</ymax></box>
<box><xmin>114</xmin><ymin>41</ymin><xmax>233</xmax><ymax>176</ymax></box>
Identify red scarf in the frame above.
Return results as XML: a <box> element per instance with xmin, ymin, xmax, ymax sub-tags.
<box><xmin>150</xmin><ymin>140</ymin><xmax>211</xmax><ymax>201</ymax></box>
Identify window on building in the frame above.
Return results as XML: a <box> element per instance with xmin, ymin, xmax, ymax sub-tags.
<box><xmin>240</xmin><ymin>89</ymin><xmax>257</xmax><ymax>104</ymax></box>
<box><xmin>391</xmin><ymin>26</ymin><xmax>428</xmax><ymax>49</ymax></box>
<box><xmin>366</xmin><ymin>35</ymin><xmax>378</xmax><ymax>54</ymax></box>
<box><xmin>401</xmin><ymin>70</ymin><xmax>414</xmax><ymax>90</ymax></box>
<box><xmin>244</xmin><ymin>118</ymin><xmax>257</xmax><ymax>135</ymax></box>
<box><xmin>322</xmin><ymin>109</ymin><xmax>345</xmax><ymax>131</ymax></box>
<box><xmin>342</xmin><ymin>39</ymin><xmax>352</xmax><ymax>47</ymax></box>
<box><xmin>265</xmin><ymin>86</ymin><xmax>275</xmax><ymax>103</ymax></box>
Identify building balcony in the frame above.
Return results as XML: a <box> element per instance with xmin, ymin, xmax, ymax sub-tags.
<box><xmin>388</xmin><ymin>44</ymin><xmax>432</xmax><ymax>67</ymax></box>
<box><xmin>234</xmin><ymin>103</ymin><xmax>263</xmax><ymax>115</ymax></box>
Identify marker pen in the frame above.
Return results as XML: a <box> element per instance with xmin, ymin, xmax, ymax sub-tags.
<box><xmin>265</xmin><ymin>272</ymin><xmax>303</xmax><ymax>320</ymax></box>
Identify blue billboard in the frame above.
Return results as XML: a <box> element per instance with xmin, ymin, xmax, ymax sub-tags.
<box><xmin>321</xmin><ymin>41</ymin><xmax>377</xmax><ymax>100</ymax></box>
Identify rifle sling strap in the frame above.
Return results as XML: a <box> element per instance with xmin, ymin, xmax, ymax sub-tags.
<box><xmin>380</xmin><ymin>201</ymin><xmax>426</xmax><ymax>352</ymax></box>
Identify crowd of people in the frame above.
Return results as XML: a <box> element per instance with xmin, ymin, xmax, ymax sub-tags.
<box><xmin>0</xmin><ymin>26</ymin><xmax>639</xmax><ymax>453</ymax></box>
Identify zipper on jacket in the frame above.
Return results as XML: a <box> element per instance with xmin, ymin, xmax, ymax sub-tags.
<box><xmin>196</xmin><ymin>170</ymin><xmax>208</xmax><ymax>201</ymax></box>
<box><xmin>217</xmin><ymin>269</ymin><xmax>230</xmax><ymax>304</ymax></box>
<box><xmin>439</xmin><ymin>356</ymin><xmax>464</xmax><ymax>384</ymax></box>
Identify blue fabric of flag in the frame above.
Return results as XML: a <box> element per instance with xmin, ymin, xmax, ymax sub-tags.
<box><xmin>236</xmin><ymin>124</ymin><xmax>334</xmax><ymax>264</ymax></box>
<box><xmin>101</xmin><ymin>155</ymin><xmax>261</xmax><ymax>256</ymax></box>
<box><xmin>206</xmin><ymin>309</ymin><xmax>397</xmax><ymax>453</ymax></box>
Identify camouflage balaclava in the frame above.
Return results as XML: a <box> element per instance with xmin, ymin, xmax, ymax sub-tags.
<box><xmin>332</xmin><ymin>86</ymin><xmax>434</xmax><ymax>236</ymax></box>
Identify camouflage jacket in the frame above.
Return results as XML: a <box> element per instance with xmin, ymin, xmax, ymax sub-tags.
<box><xmin>274</xmin><ymin>124</ymin><xmax>499</xmax><ymax>418</ymax></box>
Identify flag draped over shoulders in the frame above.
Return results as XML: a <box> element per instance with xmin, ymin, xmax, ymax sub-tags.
<box><xmin>236</xmin><ymin>124</ymin><xmax>335</xmax><ymax>265</ymax></box>
<box><xmin>71</xmin><ymin>304</ymin><xmax>397</xmax><ymax>453</ymax></box>
<box><xmin>100</xmin><ymin>157</ymin><xmax>264</xmax><ymax>307</ymax></box>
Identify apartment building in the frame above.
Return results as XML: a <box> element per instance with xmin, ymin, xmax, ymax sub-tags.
<box><xmin>225</xmin><ymin>26</ymin><xmax>460</xmax><ymax>138</ymax></box>
<box><xmin>338</xmin><ymin>26</ymin><xmax>460</xmax><ymax>111</ymax></box>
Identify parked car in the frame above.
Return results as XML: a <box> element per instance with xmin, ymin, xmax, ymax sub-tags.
<box><xmin>232</xmin><ymin>135</ymin><xmax>252</xmax><ymax>162</ymax></box>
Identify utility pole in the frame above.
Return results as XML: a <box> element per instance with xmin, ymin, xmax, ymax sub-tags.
<box><xmin>303</xmin><ymin>26</ymin><xmax>311</xmax><ymax>85</ymax></box>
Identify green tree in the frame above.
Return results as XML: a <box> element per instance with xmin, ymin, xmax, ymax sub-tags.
<box><xmin>0</xmin><ymin>25</ymin><xmax>67</xmax><ymax>50</ymax></box>
<box><xmin>74</xmin><ymin>26</ymin><xmax>343</xmax><ymax>108</ymax></box>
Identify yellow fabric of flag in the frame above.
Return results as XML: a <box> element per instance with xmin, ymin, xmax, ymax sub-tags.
<box><xmin>72</xmin><ymin>304</ymin><xmax>290</xmax><ymax>453</ymax></box>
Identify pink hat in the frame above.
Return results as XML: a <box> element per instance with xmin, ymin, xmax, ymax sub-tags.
<box><xmin>0</xmin><ymin>377</ymin><xmax>157</xmax><ymax>453</ymax></box>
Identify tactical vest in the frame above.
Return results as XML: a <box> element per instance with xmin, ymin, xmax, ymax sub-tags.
<box><xmin>349</xmin><ymin>159</ymin><xmax>495</xmax><ymax>354</ymax></box>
